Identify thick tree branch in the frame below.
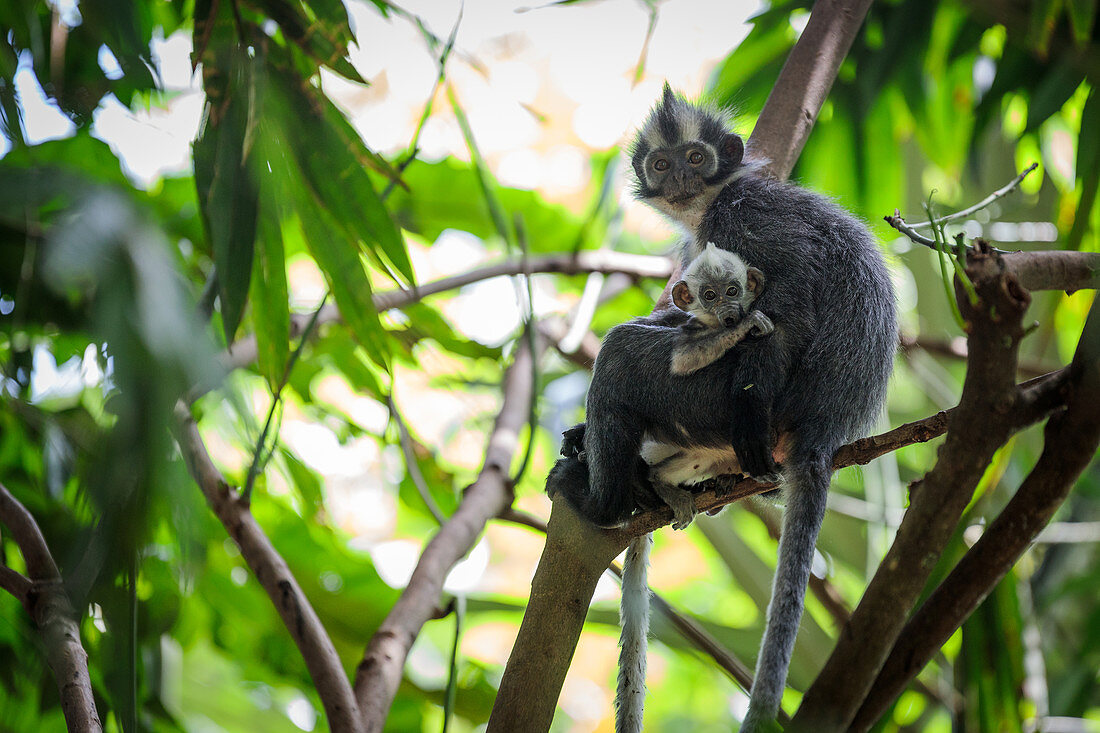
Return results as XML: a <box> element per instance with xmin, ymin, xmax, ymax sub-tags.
<box><xmin>171</xmin><ymin>406</ymin><xmax>364</xmax><ymax>733</ymax></box>
<box><xmin>0</xmin><ymin>484</ymin><xmax>102</xmax><ymax>733</ymax></box>
<box><xmin>357</xmin><ymin>333</ymin><xmax>542</xmax><ymax>732</ymax></box>
<box><xmin>849</xmin><ymin>300</ymin><xmax>1100</xmax><ymax>731</ymax></box>
<box><xmin>495</xmin><ymin>507</ymin><xmax>760</xmax><ymax>700</ymax></box>
<box><xmin>790</xmin><ymin>245</ymin><xmax>1035</xmax><ymax>731</ymax></box>
<box><xmin>748</xmin><ymin>0</ymin><xmax>875</xmax><ymax>179</ymax></box>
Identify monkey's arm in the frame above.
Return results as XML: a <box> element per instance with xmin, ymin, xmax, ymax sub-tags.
<box><xmin>669</xmin><ymin>312</ymin><xmax>774</xmax><ymax>376</ymax></box>
<box><xmin>726</xmin><ymin>333</ymin><xmax>797</xmax><ymax>477</ymax></box>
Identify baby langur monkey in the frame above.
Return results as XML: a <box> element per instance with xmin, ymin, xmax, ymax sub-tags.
<box><xmin>669</xmin><ymin>242</ymin><xmax>772</xmax><ymax>376</ymax></box>
<box><xmin>646</xmin><ymin>243</ymin><xmax>772</xmax><ymax>529</ymax></box>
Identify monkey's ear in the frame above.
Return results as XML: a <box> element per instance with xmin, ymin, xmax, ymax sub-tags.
<box><xmin>722</xmin><ymin>134</ymin><xmax>744</xmax><ymax>165</ymax></box>
<box><xmin>671</xmin><ymin>280</ymin><xmax>693</xmax><ymax>310</ymax></box>
<box><xmin>746</xmin><ymin>267</ymin><xmax>765</xmax><ymax>294</ymax></box>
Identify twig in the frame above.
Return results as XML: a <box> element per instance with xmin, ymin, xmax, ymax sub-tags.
<box><xmin>355</xmin><ymin>333</ymin><xmax>544</xmax><ymax>732</ymax></box>
<box><xmin>171</xmin><ymin>405</ymin><xmax>365</xmax><ymax>732</ymax></box>
<box><xmin>242</xmin><ymin>293</ymin><xmax>327</xmax><ymax>500</ymax></box>
<box><xmin>0</xmin><ymin>483</ymin><xmax>102</xmax><ymax>732</ymax></box>
<box><xmin>886</xmin><ymin>212</ymin><xmax>1009</xmax><ymax>254</ymax></box>
<box><xmin>387</xmin><ymin>394</ymin><xmax>446</xmax><ymax>525</ymax></box>
<box><xmin>908</xmin><ymin>164</ymin><xmax>1038</xmax><ymax>229</ymax></box>
<box><xmin>206</xmin><ymin>250</ymin><xmax>673</xmax><ymax>388</ymax></box>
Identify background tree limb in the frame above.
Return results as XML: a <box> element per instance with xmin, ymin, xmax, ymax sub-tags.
<box><xmin>355</xmin><ymin>331</ymin><xmax>542</xmax><ymax>732</ymax></box>
<box><xmin>171</xmin><ymin>406</ymin><xmax>365</xmax><ymax>733</ymax></box>
<box><xmin>0</xmin><ymin>483</ymin><xmax>102</xmax><ymax>733</ymax></box>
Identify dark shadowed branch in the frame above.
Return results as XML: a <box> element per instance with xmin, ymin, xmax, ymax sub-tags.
<box><xmin>849</xmin><ymin>299</ymin><xmax>1100</xmax><ymax>731</ymax></box>
<box><xmin>356</xmin><ymin>333</ymin><xmax>543</xmax><ymax>733</ymax></box>
<box><xmin>171</xmin><ymin>406</ymin><xmax>365</xmax><ymax>733</ymax></box>
<box><xmin>0</xmin><ymin>483</ymin><xmax>102</xmax><ymax>733</ymax></box>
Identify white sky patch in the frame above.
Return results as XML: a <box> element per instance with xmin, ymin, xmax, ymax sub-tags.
<box><xmin>92</xmin><ymin>91</ymin><xmax>204</xmax><ymax>187</ymax></box>
<box><xmin>12</xmin><ymin>54</ymin><xmax>77</xmax><ymax>145</ymax></box>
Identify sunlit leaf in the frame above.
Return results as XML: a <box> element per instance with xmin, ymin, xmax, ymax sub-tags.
<box><xmin>194</xmin><ymin>45</ymin><xmax>261</xmax><ymax>343</ymax></box>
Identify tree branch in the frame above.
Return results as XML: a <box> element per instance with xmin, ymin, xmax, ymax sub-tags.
<box><xmin>0</xmin><ymin>483</ymin><xmax>102</xmax><ymax>733</ymax></box>
<box><xmin>170</xmin><ymin>406</ymin><xmax>365</xmax><ymax>733</ymax></box>
<box><xmin>748</xmin><ymin>0</ymin><xmax>875</xmax><ymax>179</ymax></box>
<box><xmin>0</xmin><ymin>563</ymin><xmax>31</xmax><ymax>605</ymax></box>
<box><xmin>356</xmin><ymin>333</ymin><xmax>543</xmax><ymax>732</ymax></box>
<box><xmin>849</xmin><ymin>299</ymin><xmax>1100</xmax><ymax>730</ymax></box>
<box><xmin>790</xmin><ymin>244</ymin><xmax>1036</xmax><ymax>731</ymax></box>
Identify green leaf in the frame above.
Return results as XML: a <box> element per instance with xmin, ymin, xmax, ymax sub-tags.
<box><xmin>280</xmin><ymin>448</ymin><xmax>324</xmax><ymax>520</ymax></box>
<box><xmin>1025</xmin><ymin>54</ymin><xmax>1086</xmax><ymax>132</ymax></box>
<box><xmin>252</xmin><ymin>0</ymin><xmax>366</xmax><ymax>83</ymax></box>
<box><xmin>1068</xmin><ymin>87</ymin><xmax>1100</xmax><ymax>250</ymax></box>
<box><xmin>265</xmin><ymin>58</ymin><xmax>413</xmax><ymax>286</ymax></box>
<box><xmin>194</xmin><ymin>45</ymin><xmax>261</xmax><ymax>343</ymax></box>
<box><xmin>1065</xmin><ymin>0</ymin><xmax>1098</xmax><ymax>43</ymax></box>
<box><xmin>251</xmin><ymin>204</ymin><xmax>290</xmax><ymax>389</ymax></box>
<box><xmin>295</xmin><ymin>208</ymin><xmax>391</xmax><ymax>371</ymax></box>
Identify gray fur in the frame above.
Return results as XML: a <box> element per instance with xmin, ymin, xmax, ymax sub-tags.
<box><xmin>630</xmin><ymin>86</ymin><xmax>897</xmax><ymax>731</ymax></box>
<box><xmin>671</xmin><ymin>243</ymin><xmax>772</xmax><ymax>375</ymax></box>
<box><xmin>617</xmin><ymin>534</ymin><xmax>652</xmax><ymax>733</ymax></box>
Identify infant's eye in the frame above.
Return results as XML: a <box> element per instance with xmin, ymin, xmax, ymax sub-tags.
<box><xmin>653</xmin><ymin>158</ymin><xmax>669</xmax><ymax>171</ymax></box>
<box><xmin>688</xmin><ymin>150</ymin><xmax>704</xmax><ymax>165</ymax></box>
<box><xmin>727</xmin><ymin>286</ymin><xmax>739</xmax><ymax>296</ymax></box>
<box><xmin>703</xmin><ymin>290</ymin><xmax>716</xmax><ymax>301</ymax></box>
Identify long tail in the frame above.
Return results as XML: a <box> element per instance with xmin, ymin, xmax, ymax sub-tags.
<box><xmin>741</xmin><ymin>455</ymin><xmax>830</xmax><ymax>731</ymax></box>
<box><xmin>616</xmin><ymin>533</ymin><xmax>653</xmax><ymax>733</ymax></box>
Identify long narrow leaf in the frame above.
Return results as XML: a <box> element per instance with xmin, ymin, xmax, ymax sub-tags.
<box><xmin>194</xmin><ymin>45</ymin><xmax>261</xmax><ymax>342</ymax></box>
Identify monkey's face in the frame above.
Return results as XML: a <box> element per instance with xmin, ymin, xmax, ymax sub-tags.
<box><xmin>673</xmin><ymin>277</ymin><xmax>750</xmax><ymax>328</ymax></box>
<box><xmin>633</xmin><ymin>134</ymin><xmax>743</xmax><ymax>206</ymax></box>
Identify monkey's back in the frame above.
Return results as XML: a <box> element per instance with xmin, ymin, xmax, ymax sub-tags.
<box><xmin>699</xmin><ymin>173</ymin><xmax>897</xmax><ymax>454</ymax></box>
<box><xmin>589</xmin><ymin>319</ymin><xmax>743</xmax><ymax>448</ymax></box>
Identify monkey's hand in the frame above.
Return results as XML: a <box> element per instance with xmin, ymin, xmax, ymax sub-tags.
<box><xmin>560</xmin><ymin>423</ymin><xmax>587</xmax><ymax>460</ymax></box>
<box><xmin>746</xmin><ymin>311</ymin><xmax>774</xmax><ymax>337</ymax></box>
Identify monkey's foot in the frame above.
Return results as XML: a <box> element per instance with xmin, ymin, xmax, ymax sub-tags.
<box><xmin>654</xmin><ymin>482</ymin><xmax>697</xmax><ymax>530</ymax></box>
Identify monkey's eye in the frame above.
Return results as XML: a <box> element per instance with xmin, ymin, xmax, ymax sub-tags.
<box><xmin>687</xmin><ymin>150</ymin><xmax>705</xmax><ymax>165</ymax></box>
<box><xmin>726</xmin><ymin>286</ymin><xmax>739</xmax><ymax>297</ymax></box>
<box><xmin>703</xmin><ymin>290</ymin><xmax>716</xmax><ymax>301</ymax></box>
<box><xmin>653</xmin><ymin>158</ymin><xmax>670</xmax><ymax>171</ymax></box>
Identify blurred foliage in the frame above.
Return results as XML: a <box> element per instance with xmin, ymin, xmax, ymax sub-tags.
<box><xmin>0</xmin><ymin>0</ymin><xmax>1098</xmax><ymax>731</ymax></box>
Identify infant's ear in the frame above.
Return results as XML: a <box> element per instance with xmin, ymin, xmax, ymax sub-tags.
<box><xmin>746</xmin><ymin>267</ymin><xmax>765</xmax><ymax>294</ymax></box>
<box><xmin>671</xmin><ymin>280</ymin><xmax>693</xmax><ymax>310</ymax></box>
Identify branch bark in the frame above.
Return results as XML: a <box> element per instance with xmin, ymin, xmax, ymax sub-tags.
<box><xmin>356</xmin><ymin>332</ymin><xmax>542</xmax><ymax>732</ymax></box>
<box><xmin>0</xmin><ymin>484</ymin><xmax>102</xmax><ymax>733</ymax></box>
<box><xmin>849</xmin><ymin>299</ymin><xmax>1100</xmax><ymax>731</ymax></box>
<box><xmin>171</xmin><ymin>406</ymin><xmax>365</xmax><ymax>733</ymax></box>
<box><xmin>790</xmin><ymin>245</ymin><xmax>1035</xmax><ymax>731</ymax></box>
<box><xmin>748</xmin><ymin>0</ymin><xmax>875</xmax><ymax>180</ymax></box>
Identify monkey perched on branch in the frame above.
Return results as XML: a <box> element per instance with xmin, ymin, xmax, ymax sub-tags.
<box><xmin>551</xmin><ymin>85</ymin><xmax>897</xmax><ymax>732</ymax></box>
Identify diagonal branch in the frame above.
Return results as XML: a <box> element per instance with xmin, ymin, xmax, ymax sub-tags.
<box><xmin>0</xmin><ymin>483</ymin><xmax>102</xmax><ymax>733</ymax></box>
<box><xmin>849</xmin><ymin>299</ymin><xmax>1100</xmax><ymax>731</ymax></box>
<box><xmin>790</xmin><ymin>244</ymin><xmax>1036</xmax><ymax>731</ymax></box>
<box><xmin>171</xmin><ymin>405</ymin><xmax>364</xmax><ymax>733</ymax></box>
<box><xmin>355</xmin><ymin>332</ymin><xmax>543</xmax><ymax>732</ymax></box>
<box><xmin>748</xmin><ymin>0</ymin><xmax>875</xmax><ymax>180</ymax></box>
